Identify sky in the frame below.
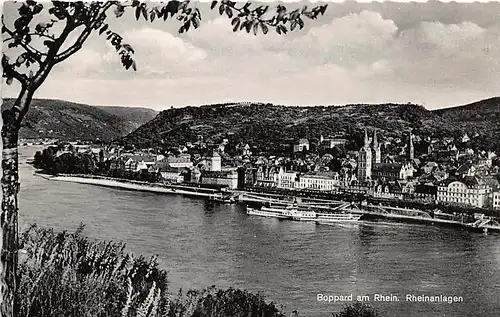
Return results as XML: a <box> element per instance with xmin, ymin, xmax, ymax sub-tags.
<box><xmin>2</xmin><ymin>0</ymin><xmax>500</xmax><ymax>111</ymax></box>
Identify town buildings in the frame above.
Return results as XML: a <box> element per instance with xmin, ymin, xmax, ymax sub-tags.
<box><xmin>199</xmin><ymin>151</ymin><xmax>239</xmax><ymax>188</ymax></box>
<box><xmin>412</xmin><ymin>183</ymin><xmax>438</xmax><ymax>202</ymax></box>
<box><xmin>372</xmin><ymin>130</ymin><xmax>381</xmax><ymax>165</ymax></box>
<box><xmin>357</xmin><ymin>129</ymin><xmax>373</xmax><ymax>182</ymax></box>
<box><xmin>161</xmin><ymin>168</ymin><xmax>185</xmax><ymax>183</ymax></box>
<box><xmin>123</xmin><ymin>155</ymin><xmax>156</xmax><ymax>172</ymax></box>
<box><xmin>166</xmin><ymin>154</ymin><xmax>193</xmax><ymax>168</ymax></box>
<box><xmin>437</xmin><ymin>176</ymin><xmax>490</xmax><ymax>208</ymax></box>
<box><xmin>277</xmin><ymin>167</ymin><xmax>297</xmax><ymax>189</ymax></box>
<box><xmin>255</xmin><ymin>165</ymin><xmax>279</xmax><ymax>187</ymax></box>
<box><xmin>372</xmin><ymin>162</ymin><xmax>414</xmax><ymax>181</ymax></box>
<box><xmin>319</xmin><ymin>135</ymin><xmax>348</xmax><ymax>149</ymax></box>
<box><xmin>357</xmin><ymin>130</ymin><xmax>416</xmax><ymax>183</ymax></box>
<box><xmin>206</xmin><ymin>151</ymin><xmax>221</xmax><ymax>172</ymax></box>
<box><xmin>65</xmin><ymin>125</ymin><xmax>500</xmax><ymax>211</ymax></box>
<box><xmin>201</xmin><ymin>170</ymin><xmax>238</xmax><ymax>189</ymax></box>
<box><xmin>296</xmin><ymin>172</ymin><xmax>340</xmax><ymax>191</ymax></box>
<box><xmin>493</xmin><ymin>192</ymin><xmax>500</xmax><ymax>210</ymax></box>
<box><xmin>293</xmin><ymin>139</ymin><xmax>310</xmax><ymax>152</ymax></box>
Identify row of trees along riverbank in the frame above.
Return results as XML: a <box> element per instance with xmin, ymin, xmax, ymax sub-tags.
<box><xmin>32</xmin><ymin>145</ymin><xmax>164</xmax><ymax>183</ymax></box>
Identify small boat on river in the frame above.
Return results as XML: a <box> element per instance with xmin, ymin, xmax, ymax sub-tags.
<box><xmin>208</xmin><ymin>193</ymin><xmax>235</xmax><ymax>204</ymax></box>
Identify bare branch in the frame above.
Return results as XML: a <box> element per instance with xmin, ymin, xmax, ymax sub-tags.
<box><xmin>2</xmin><ymin>26</ymin><xmax>45</xmax><ymax>63</ymax></box>
<box><xmin>26</xmin><ymin>32</ymin><xmax>57</xmax><ymax>41</ymax></box>
<box><xmin>52</xmin><ymin>26</ymin><xmax>91</xmax><ymax>64</ymax></box>
<box><xmin>54</xmin><ymin>1</ymin><xmax>115</xmax><ymax>64</ymax></box>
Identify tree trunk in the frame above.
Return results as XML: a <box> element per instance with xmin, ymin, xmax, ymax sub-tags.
<box><xmin>0</xmin><ymin>107</ymin><xmax>20</xmax><ymax>317</ymax></box>
<box><xmin>0</xmin><ymin>86</ymin><xmax>33</xmax><ymax>317</ymax></box>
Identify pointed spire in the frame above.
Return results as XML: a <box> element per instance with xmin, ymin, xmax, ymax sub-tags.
<box><xmin>407</xmin><ymin>131</ymin><xmax>414</xmax><ymax>160</ymax></box>
<box><xmin>364</xmin><ymin>128</ymin><xmax>369</xmax><ymax>147</ymax></box>
<box><xmin>373</xmin><ymin>130</ymin><xmax>378</xmax><ymax>148</ymax></box>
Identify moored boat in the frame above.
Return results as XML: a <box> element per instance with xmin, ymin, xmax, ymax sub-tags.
<box><xmin>267</xmin><ymin>201</ymin><xmax>318</xmax><ymax>221</ymax></box>
<box><xmin>246</xmin><ymin>202</ymin><xmax>316</xmax><ymax>221</ymax></box>
<box><xmin>282</xmin><ymin>208</ymin><xmax>317</xmax><ymax>221</ymax></box>
<box><xmin>246</xmin><ymin>206</ymin><xmax>289</xmax><ymax>219</ymax></box>
<box><xmin>316</xmin><ymin>212</ymin><xmax>362</xmax><ymax>223</ymax></box>
<box><xmin>208</xmin><ymin>193</ymin><xmax>235</xmax><ymax>204</ymax></box>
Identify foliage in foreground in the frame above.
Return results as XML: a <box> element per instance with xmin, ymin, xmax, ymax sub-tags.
<box><xmin>333</xmin><ymin>302</ymin><xmax>380</xmax><ymax>317</ymax></box>
<box><xmin>17</xmin><ymin>224</ymin><xmax>381</xmax><ymax>317</ymax></box>
<box><xmin>16</xmin><ymin>224</ymin><xmax>285</xmax><ymax>317</ymax></box>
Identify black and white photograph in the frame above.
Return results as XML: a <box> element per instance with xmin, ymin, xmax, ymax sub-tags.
<box><xmin>2</xmin><ymin>0</ymin><xmax>500</xmax><ymax>316</ymax></box>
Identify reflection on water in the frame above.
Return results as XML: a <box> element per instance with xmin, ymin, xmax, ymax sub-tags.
<box><xmin>17</xmin><ymin>146</ymin><xmax>500</xmax><ymax>317</ymax></box>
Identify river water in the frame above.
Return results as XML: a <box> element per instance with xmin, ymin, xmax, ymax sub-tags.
<box><xmin>18</xmin><ymin>146</ymin><xmax>500</xmax><ymax>317</ymax></box>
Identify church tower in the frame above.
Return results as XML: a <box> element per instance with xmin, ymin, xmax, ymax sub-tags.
<box><xmin>357</xmin><ymin>128</ymin><xmax>372</xmax><ymax>182</ymax></box>
<box><xmin>372</xmin><ymin>130</ymin><xmax>381</xmax><ymax>165</ymax></box>
<box><xmin>407</xmin><ymin>132</ymin><xmax>414</xmax><ymax>161</ymax></box>
<box><xmin>210</xmin><ymin>150</ymin><xmax>221</xmax><ymax>172</ymax></box>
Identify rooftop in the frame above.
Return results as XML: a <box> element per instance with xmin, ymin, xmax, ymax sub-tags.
<box><xmin>373</xmin><ymin>163</ymin><xmax>403</xmax><ymax>173</ymax></box>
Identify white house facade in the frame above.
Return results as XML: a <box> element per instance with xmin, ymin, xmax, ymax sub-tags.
<box><xmin>437</xmin><ymin>177</ymin><xmax>489</xmax><ymax>208</ymax></box>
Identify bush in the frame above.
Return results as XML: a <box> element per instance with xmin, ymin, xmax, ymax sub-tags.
<box><xmin>333</xmin><ymin>302</ymin><xmax>381</xmax><ymax>317</ymax></box>
<box><xmin>16</xmin><ymin>224</ymin><xmax>286</xmax><ymax>317</ymax></box>
<box><xmin>17</xmin><ymin>225</ymin><xmax>382</xmax><ymax>317</ymax></box>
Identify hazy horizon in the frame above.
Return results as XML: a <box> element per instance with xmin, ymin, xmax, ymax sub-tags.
<box><xmin>3</xmin><ymin>95</ymin><xmax>500</xmax><ymax>112</ymax></box>
<box><xmin>3</xmin><ymin>1</ymin><xmax>500</xmax><ymax>110</ymax></box>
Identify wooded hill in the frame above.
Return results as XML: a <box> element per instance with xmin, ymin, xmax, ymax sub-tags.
<box><xmin>2</xmin><ymin>98</ymin><xmax>158</xmax><ymax>142</ymax></box>
<box><xmin>120</xmin><ymin>98</ymin><xmax>500</xmax><ymax>154</ymax></box>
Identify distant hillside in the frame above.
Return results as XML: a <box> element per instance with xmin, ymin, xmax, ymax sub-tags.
<box><xmin>1</xmin><ymin>98</ymin><xmax>157</xmax><ymax>142</ymax></box>
<box><xmin>432</xmin><ymin>97</ymin><xmax>500</xmax><ymax>151</ymax></box>
<box><xmin>433</xmin><ymin>97</ymin><xmax>500</xmax><ymax>130</ymax></box>
<box><xmin>121</xmin><ymin>98</ymin><xmax>500</xmax><ymax>154</ymax></box>
<box><xmin>96</xmin><ymin>106</ymin><xmax>159</xmax><ymax>131</ymax></box>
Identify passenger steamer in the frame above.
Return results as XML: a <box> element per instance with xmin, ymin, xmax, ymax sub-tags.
<box><xmin>246</xmin><ymin>202</ymin><xmax>309</xmax><ymax>220</ymax></box>
<box><xmin>316</xmin><ymin>212</ymin><xmax>362</xmax><ymax>223</ymax></box>
<box><xmin>246</xmin><ymin>205</ymin><xmax>290</xmax><ymax>219</ymax></box>
<box><xmin>246</xmin><ymin>203</ymin><xmax>361</xmax><ymax>223</ymax></box>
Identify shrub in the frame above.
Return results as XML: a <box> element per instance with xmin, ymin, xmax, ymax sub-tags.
<box><xmin>333</xmin><ymin>302</ymin><xmax>381</xmax><ymax>317</ymax></box>
<box><xmin>17</xmin><ymin>224</ymin><xmax>168</xmax><ymax>317</ymax></box>
<box><xmin>16</xmin><ymin>224</ymin><xmax>286</xmax><ymax>317</ymax></box>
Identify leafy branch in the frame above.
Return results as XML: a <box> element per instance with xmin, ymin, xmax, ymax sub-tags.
<box><xmin>53</xmin><ymin>1</ymin><xmax>116</xmax><ymax>64</ymax></box>
<box><xmin>2</xmin><ymin>24</ymin><xmax>45</xmax><ymax>63</ymax></box>
<box><xmin>210</xmin><ymin>0</ymin><xmax>328</xmax><ymax>35</ymax></box>
<box><xmin>3</xmin><ymin>0</ymin><xmax>328</xmax><ymax>84</ymax></box>
<box><xmin>2</xmin><ymin>55</ymin><xmax>29</xmax><ymax>86</ymax></box>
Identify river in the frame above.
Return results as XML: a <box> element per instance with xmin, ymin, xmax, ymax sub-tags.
<box><xmin>18</xmin><ymin>146</ymin><xmax>500</xmax><ymax>317</ymax></box>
